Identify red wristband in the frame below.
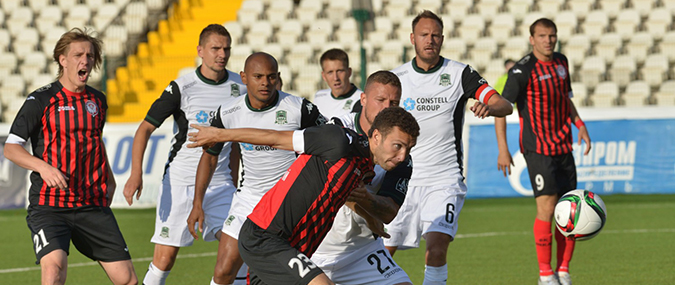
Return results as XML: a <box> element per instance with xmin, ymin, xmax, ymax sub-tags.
<box><xmin>574</xmin><ymin>119</ymin><xmax>585</xmax><ymax>129</ymax></box>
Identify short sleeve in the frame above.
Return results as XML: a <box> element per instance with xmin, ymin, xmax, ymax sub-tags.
<box><xmin>145</xmin><ymin>81</ymin><xmax>181</xmax><ymax>127</ymax></box>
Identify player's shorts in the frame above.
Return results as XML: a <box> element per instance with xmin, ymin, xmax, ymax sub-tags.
<box><xmin>311</xmin><ymin>238</ymin><xmax>411</xmax><ymax>285</ymax></box>
<box><xmin>239</xmin><ymin>219</ymin><xmax>323</xmax><ymax>285</ymax></box>
<box><xmin>221</xmin><ymin>191</ymin><xmax>258</xmax><ymax>240</ymax></box>
<box><xmin>523</xmin><ymin>151</ymin><xmax>577</xmax><ymax>198</ymax></box>
<box><xmin>383</xmin><ymin>184</ymin><xmax>466</xmax><ymax>249</ymax></box>
<box><xmin>26</xmin><ymin>205</ymin><xmax>131</xmax><ymax>264</ymax></box>
<box><xmin>151</xmin><ymin>180</ymin><xmax>236</xmax><ymax>247</ymax></box>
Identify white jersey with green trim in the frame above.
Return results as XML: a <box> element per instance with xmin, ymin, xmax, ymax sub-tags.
<box><xmin>145</xmin><ymin>69</ymin><xmax>246</xmax><ymax>186</ymax></box>
<box><xmin>312</xmin><ymin>85</ymin><xmax>362</xmax><ymax>120</ymax></box>
<box><xmin>210</xmin><ymin>91</ymin><xmax>326</xmax><ymax>204</ymax></box>
<box><xmin>393</xmin><ymin>57</ymin><xmax>496</xmax><ymax>188</ymax></box>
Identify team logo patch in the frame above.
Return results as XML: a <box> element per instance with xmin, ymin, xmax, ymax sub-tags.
<box><xmin>85</xmin><ymin>100</ymin><xmax>99</xmax><ymax>117</ymax></box>
<box><xmin>403</xmin><ymin>98</ymin><xmax>415</xmax><ymax>111</ymax></box>
<box><xmin>231</xmin><ymin>84</ymin><xmax>240</xmax><ymax>97</ymax></box>
<box><xmin>225</xmin><ymin>215</ymin><xmax>236</xmax><ymax>226</ymax></box>
<box><xmin>36</xmin><ymin>83</ymin><xmax>51</xmax><ymax>92</ymax></box>
<box><xmin>165</xmin><ymin>84</ymin><xmax>173</xmax><ymax>94</ymax></box>
<box><xmin>275</xmin><ymin>110</ymin><xmax>288</xmax><ymax>125</ymax></box>
<box><xmin>439</xmin><ymin>73</ymin><xmax>452</xmax><ymax>87</ymax></box>
<box><xmin>196</xmin><ymin>110</ymin><xmax>208</xmax><ymax>123</ymax></box>
<box><xmin>160</xmin><ymin>226</ymin><xmax>170</xmax><ymax>238</ymax></box>
<box><xmin>344</xmin><ymin>99</ymin><xmax>353</xmax><ymax>110</ymax></box>
<box><xmin>556</xmin><ymin>65</ymin><xmax>567</xmax><ymax>79</ymax></box>
<box><xmin>395</xmin><ymin>178</ymin><xmax>409</xmax><ymax>194</ymax></box>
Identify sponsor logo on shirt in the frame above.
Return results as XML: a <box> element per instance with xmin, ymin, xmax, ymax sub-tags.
<box><xmin>223</xmin><ymin>106</ymin><xmax>241</xmax><ymax>115</ymax></box>
<box><xmin>539</xmin><ymin>74</ymin><xmax>552</xmax><ymax>81</ymax></box>
<box><xmin>241</xmin><ymin>142</ymin><xmax>278</xmax><ymax>151</ymax></box>
<box><xmin>275</xmin><ymin>110</ymin><xmax>288</xmax><ymax>125</ymax></box>
<box><xmin>439</xmin><ymin>73</ymin><xmax>452</xmax><ymax>87</ymax></box>
<box><xmin>184</xmin><ymin>80</ymin><xmax>197</xmax><ymax>91</ymax></box>
<box><xmin>231</xmin><ymin>84</ymin><xmax>241</xmax><ymax>97</ymax></box>
<box><xmin>58</xmin><ymin>106</ymin><xmax>76</xmax><ymax>112</ymax></box>
<box><xmin>396</xmin><ymin>70</ymin><xmax>408</xmax><ymax>77</ymax></box>
<box><xmin>85</xmin><ymin>100</ymin><xmax>99</xmax><ymax>117</ymax></box>
<box><xmin>196</xmin><ymin>110</ymin><xmax>209</xmax><ymax>123</ymax></box>
<box><xmin>403</xmin><ymin>97</ymin><xmax>450</xmax><ymax>112</ymax></box>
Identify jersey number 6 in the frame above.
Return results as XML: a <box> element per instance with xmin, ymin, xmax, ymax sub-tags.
<box><xmin>446</xmin><ymin>203</ymin><xmax>456</xmax><ymax>224</ymax></box>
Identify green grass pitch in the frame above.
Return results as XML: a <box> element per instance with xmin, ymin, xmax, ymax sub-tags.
<box><xmin>1</xmin><ymin>194</ymin><xmax>673</xmax><ymax>284</ymax></box>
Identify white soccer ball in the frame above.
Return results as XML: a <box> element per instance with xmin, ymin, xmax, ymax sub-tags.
<box><xmin>554</xmin><ymin>189</ymin><xmax>607</xmax><ymax>241</ymax></box>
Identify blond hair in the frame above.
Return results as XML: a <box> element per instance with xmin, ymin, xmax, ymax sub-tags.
<box><xmin>53</xmin><ymin>28</ymin><xmax>103</xmax><ymax>79</ymax></box>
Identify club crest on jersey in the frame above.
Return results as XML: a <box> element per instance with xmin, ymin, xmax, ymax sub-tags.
<box><xmin>85</xmin><ymin>100</ymin><xmax>99</xmax><ymax>117</ymax></box>
<box><xmin>556</xmin><ymin>65</ymin><xmax>567</xmax><ymax>79</ymax></box>
<box><xmin>344</xmin><ymin>99</ymin><xmax>353</xmax><ymax>110</ymax></box>
<box><xmin>231</xmin><ymin>84</ymin><xmax>240</xmax><ymax>97</ymax></box>
<box><xmin>160</xmin><ymin>226</ymin><xmax>169</xmax><ymax>238</ymax></box>
<box><xmin>439</xmin><ymin>73</ymin><xmax>452</xmax><ymax>87</ymax></box>
<box><xmin>275</xmin><ymin>110</ymin><xmax>288</xmax><ymax>125</ymax></box>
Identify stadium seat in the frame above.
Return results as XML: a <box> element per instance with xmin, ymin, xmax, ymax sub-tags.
<box><xmin>596</xmin><ymin>0</ymin><xmax>626</xmax><ymax>18</ymax></box>
<box><xmin>665</xmin><ymin>0</ymin><xmax>675</xmax><ymax>14</ymax></box>
<box><xmin>266</xmin><ymin>0</ymin><xmax>294</xmax><ymax>26</ymax></box>
<box><xmin>93</xmin><ymin>4</ymin><xmax>120</xmax><ymax>31</ymax></box>
<box><xmin>20</xmin><ymin>52</ymin><xmax>47</xmax><ymax>84</ymax></box>
<box><xmin>126</xmin><ymin>2</ymin><xmax>148</xmax><ymax>18</ymax></box>
<box><xmin>378</xmin><ymin>41</ymin><xmax>406</xmax><ymax>70</ymax></box>
<box><xmin>442</xmin><ymin>38</ymin><xmax>468</xmax><ymax>61</ymax></box>
<box><xmin>57</xmin><ymin>0</ymin><xmax>78</xmax><ymax>12</ymax></box>
<box><xmin>563</xmin><ymin>34</ymin><xmax>590</xmax><ymax>66</ymax></box>
<box><xmin>84</xmin><ymin>0</ymin><xmax>105</xmax><ymax>12</ymax></box>
<box><xmin>0</xmin><ymin>29</ymin><xmax>10</xmax><ymax>52</ymax></box>
<box><xmin>2</xmin><ymin>0</ymin><xmax>24</xmax><ymax>15</ymax></box>
<box><xmin>368</xmin><ymin>17</ymin><xmax>395</xmax><ymax>48</ymax></box>
<box><xmin>64</xmin><ymin>5</ymin><xmax>91</xmax><ymax>29</ymax></box>
<box><xmin>537</xmin><ymin>0</ymin><xmax>563</xmax><ymax>17</ymax></box>
<box><xmin>326</xmin><ymin>0</ymin><xmax>351</xmax><ymax>24</ymax></box>
<box><xmin>613</xmin><ymin>9</ymin><xmax>640</xmax><ymax>40</ymax></box>
<box><xmin>394</xmin><ymin>16</ymin><xmax>416</xmax><ymax>43</ymax></box>
<box><xmin>468</xmin><ymin>37</ymin><xmax>498</xmax><ymax>69</ymax></box>
<box><xmin>146</xmin><ymin>0</ymin><xmax>166</xmax><ymax>12</ymax></box>
<box><xmin>286</xmin><ymin>43</ymin><xmax>313</xmax><ymax>70</ymax></box>
<box><xmin>35</xmin><ymin>6</ymin><xmax>63</xmax><ymax>37</ymax></box>
<box><xmin>0</xmin><ymin>53</ymin><xmax>18</xmax><ymax>78</ymax></box>
<box><xmin>414</xmin><ymin>0</ymin><xmax>443</xmax><ymax>14</ymax></box>
<box><xmin>660</xmin><ymin>32</ymin><xmax>675</xmax><ymax>61</ymax></box>
<box><xmin>488</xmin><ymin>13</ymin><xmax>516</xmax><ymax>44</ymax></box>
<box><xmin>570</xmin><ymin>82</ymin><xmax>588</xmax><ymax>106</ymax></box>
<box><xmin>631</xmin><ymin>0</ymin><xmax>656</xmax><ymax>17</ymax></box>
<box><xmin>609</xmin><ymin>55</ymin><xmax>637</xmax><ymax>87</ymax></box>
<box><xmin>622</xmin><ymin>81</ymin><xmax>650</xmax><ymax>106</ymax></box>
<box><xmin>626</xmin><ymin>33</ymin><xmax>653</xmax><ymax>64</ymax></box>
<box><xmin>477</xmin><ymin>0</ymin><xmax>503</xmax><ymax>20</ymax></box>
<box><xmin>245</xmin><ymin>21</ymin><xmax>273</xmax><ymax>46</ymax></box>
<box><xmin>223</xmin><ymin>21</ymin><xmax>244</xmax><ymax>44</ymax></box>
<box><xmin>6</xmin><ymin>7</ymin><xmax>34</xmax><ymax>37</ymax></box>
<box><xmin>1</xmin><ymin>74</ymin><xmax>26</xmax><ymax>98</ymax></box>
<box><xmin>641</xmin><ymin>54</ymin><xmax>669</xmax><ymax>87</ymax></box>
<box><xmin>594</xmin><ymin>33</ymin><xmax>622</xmax><ymax>62</ymax></box>
<box><xmin>335</xmin><ymin>19</ymin><xmax>359</xmax><ymax>43</ymax></box>
<box><xmin>645</xmin><ymin>8</ymin><xmax>671</xmax><ymax>40</ymax></box>
<box><xmin>0</xmin><ymin>11</ymin><xmax>4</xmax><ymax>28</ymax></box>
<box><xmin>278</xmin><ymin>63</ymin><xmax>292</xmax><ymax>89</ymax></box>
<box><xmin>580</xmin><ymin>56</ymin><xmax>606</xmax><ymax>88</ymax></box>
<box><xmin>30</xmin><ymin>0</ymin><xmax>50</xmax><ymax>15</ymax></box>
<box><xmin>29</xmin><ymin>73</ymin><xmax>55</xmax><ymax>92</ymax></box>
<box><xmin>13</xmin><ymin>28</ymin><xmax>39</xmax><ymax>60</ymax></box>
<box><xmin>385</xmin><ymin>0</ymin><xmax>412</xmax><ymax>19</ymax></box>
<box><xmin>306</xmin><ymin>19</ymin><xmax>333</xmax><ymax>49</ymax></box>
<box><xmin>554</xmin><ymin>11</ymin><xmax>578</xmax><ymax>41</ymax></box>
<box><xmin>655</xmin><ymin>80</ymin><xmax>675</xmax><ymax>106</ymax></box>
<box><xmin>582</xmin><ymin>11</ymin><xmax>609</xmax><ymax>41</ymax></box>
<box><xmin>590</xmin><ymin>81</ymin><xmax>619</xmax><ymax>107</ymax></box>
<box><xmin>500</xmin><ymin>36</ymin><xmax>529</xmax><ymax>61</ymax></box>
<box><xmin>229</xmin><ymin>44</ymin><xmax>252</xmax><ymax>72</ymax></box>
<box><xmin>276</xmin><ymin>20</ymin><xmax>303</xmax><ymax>48</ymax></box>
<box><xmin>237</xmin><ymin>0</ymin><xmax>264</xmax><ymax>26</ymax></box>
<box><xmin>483</xmin><ymin>59</ymin><xmax>506</xmax><ymax>85</ymax></box>
<box><xmin>566</xmin><ymin>0</ymin><xmax>593</xmax><ymax>19</ymax></box>
<box><xmin>444</xmin><ymin>0</ymin><xmax>473</xmax><ymax>22</ymax></box>
<box><xmin>256</xmin><ymin>43</ymin><xmax>284</xmax><ymax>61</ymax></box>
<box><xmin>505</xmin><ymin>0</ymin><xmax>533</xmax><ymax>21</ymax></box>
<box><xmin>295</xmin><ymin>0</ymin><xmax>322</xmax><ymax>25</ymax></box>
<box><xmin>457</xmin><ymin>15</ymin><xmax>485</xmax><ymax>45</ymax></box>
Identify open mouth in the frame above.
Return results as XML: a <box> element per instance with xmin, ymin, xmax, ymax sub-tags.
<box><xmin>78</xmin><ymin>69</ymin><xmax>88</xmax><ymax>81</ymax></box>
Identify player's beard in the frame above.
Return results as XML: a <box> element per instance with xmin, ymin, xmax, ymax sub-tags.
<box><xmin>414</xmin><ymin>44</ymin><xmax>440</xmax><ymax>65</ymax></box>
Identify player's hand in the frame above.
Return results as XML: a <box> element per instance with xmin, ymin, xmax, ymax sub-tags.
<box><xmin>346</xmin><ymin>183</ymin><xmax>370</xmax><ymax>204</ymax></box>
<box><xmin>187</xmin><ymin>124</ymin><xmax>220</xmax><ymax>149</ymax></box>
<box><xmin>39</xmin><ymin>164</ymin><xmax>69</xmax><ymax>189</ymax></box>
<box><xmin>123</xmin><ymin>174</ymin><xmax>143</xmax><ymax>206</ymax></box>
<box><xmin>497</xmin><ymin>151</ymin><xmax>514</xmax><ymax>177</ymax></box>
<box><xmin>578</xmin><ymin>125</ymin><xmax>591</xmax><ymax>155</ymax></box>
<box><xmin>187</xmin><ymin>206</ymin><xmax>205</xmax><ymax>240</ymax></box>
<box><xmin>469</xmin><ymin>101</ymin><xmax>491</xmax><ymax>119</ymax></box>
<box><xmin>365</xmin><ymin>216</ymin><xmax>390</xmax><ymax>239</ymax></box>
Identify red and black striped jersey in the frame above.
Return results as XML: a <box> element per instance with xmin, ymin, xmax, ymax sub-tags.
<box><xmin>8</xmin><ymin>81</ymin><xmax>110</xmax><ymax>207</ymax></box>
<box><xmin>247</xmin><ymin>124</ymin><xmax>374</xmax><ymax>257</ymax></box>
<box><xmin>502</xmin><ymin>52</ymin><xmax>574</xmax><ymax>156</ymax></box>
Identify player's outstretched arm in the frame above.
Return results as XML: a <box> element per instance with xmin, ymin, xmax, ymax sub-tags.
<box><xmin>4</xmin><ymin>143</ymin><xmax>69</xmax><ymax>189</ymax></box>
<box><xmin>187</xmin><ymin>151</ymin><xmax>218</xmax><ymax>240</ymax></box>
<box><xmin>187</xmin><ymin>124</ymin><xmax>295</xmax><ymax>151</ymax></box>
<box><xmin>123</xmin><ymin>121</ymin><xmax>157</xmax><ymax>205</ymax></box>
<box><xmin>495</xmin><ymin>117</ymin><xmax>514</xmax><ymax>177</ymax></box>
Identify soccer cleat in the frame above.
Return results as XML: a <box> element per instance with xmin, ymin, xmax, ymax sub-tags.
<box><xmin>557</xmin><ymin>272</ymin><xmax>572</xmax><ymax>285</ymax></box>
<box><xmin>538</xmin><ymin>274</ymin><xmax>560</xmax><ymax>285</ymax></box>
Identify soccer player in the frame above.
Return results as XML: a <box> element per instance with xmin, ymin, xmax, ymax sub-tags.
<box><xmin>4</xmin><ymin>28</ymin><xmax>137</xmax><ymax>285</ymax></box>
<box><xmin>187</xmin><ymin>107</ymin><xmax>420</xmax><ymax>285</ymax></box>
<box><xmin>383</xmin><ymin>10</ymin><xmax>514</xmax><ymax>285</ymax></box>
<box><xmin>122</xmin><ymin>24</ymin><xmax>247</xmax><ymax>285</ymax></box>
<box><xmin>313</xmin><ymin>48</ymin><xmax>363</xmax><ymax>119</ymax></box>
<box><xmin>311</xmin><ymin>70</ymin><xmax>413</xmax><ymax>285</ymax></box>
<box><xmin>495</xmin><ymin>18</ymin><xmax>591</xmax><ymax>285</ymax></box>
<box><xmin>186</xmin><ymin>52</ymin><xmax>326</xmax><ymax>285</ymax></box>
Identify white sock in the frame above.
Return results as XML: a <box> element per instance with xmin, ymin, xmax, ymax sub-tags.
<box><xmin>143</xmin><ymin>262</ymin><xmax>170</xmax><ymax>285</ymax></box>
<box><xmin>233</xmin><ymin>263</ymin><xmax>248</xmax><ymax>285</ymax></box>
<box><xmin>209</xmin><ymin>276</ymin><xmax>229</xmax><ymax>285</ymax></box>
<box><xmin>423</xmin><ymin>264</ymin><xmax>447</xmax><ymax>285</ymax></box>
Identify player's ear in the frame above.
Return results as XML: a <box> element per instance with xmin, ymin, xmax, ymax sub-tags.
<box><xmin>240</xmin><ymin>71</ymin><xmax>247</xmax><ymax>85</ymax></box>
<box><xmin>360</xmin><ymin>92</ymin><xmax>367</xmax><ymax>106</ymax></box>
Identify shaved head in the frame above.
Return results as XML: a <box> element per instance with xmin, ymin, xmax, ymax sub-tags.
<box><xmin>244</xmin><ymin>52</ymin><xmax>278</xmax><ymax>73</ymax></box>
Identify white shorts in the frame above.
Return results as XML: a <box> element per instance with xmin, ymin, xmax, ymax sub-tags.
<box><xmin>383</xmin><ymin>185</ymin><xmax>466</xmax><ymax>249</ymax></box>
<box><xmin>221</xmin><ymin>191</ymin><xmax>258</xmax><ymax>240</ymax></box>
<box><xmin>311</xmin><ymin>239</ymin><xmax>411</xmax><ymax>285</ymax></box>
<box><xmin>151</xmin><ymin>180</ymin><xmax>236</xmax><ymax>247</ymax></box>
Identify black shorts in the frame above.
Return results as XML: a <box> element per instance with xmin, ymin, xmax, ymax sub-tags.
<box><xmin>523</xmin><ymin>152</ymin><xmax>577</xmax><ymax>198</ymax></box>
<box><xmin>238</xmin><ymin>219</ymin><xmax>323</xmax><ymax>285</ymax></box>
<box><xmin>26</xmin><ymin>205</ymin><xmax>131</xmax><ymax>264</ymax></box>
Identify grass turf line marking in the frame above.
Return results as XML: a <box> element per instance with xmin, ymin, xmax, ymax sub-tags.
<box><xmin>2</xmin><ymin>228</ymin><xmax>674</xmax><ymax>274</ymax></box>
